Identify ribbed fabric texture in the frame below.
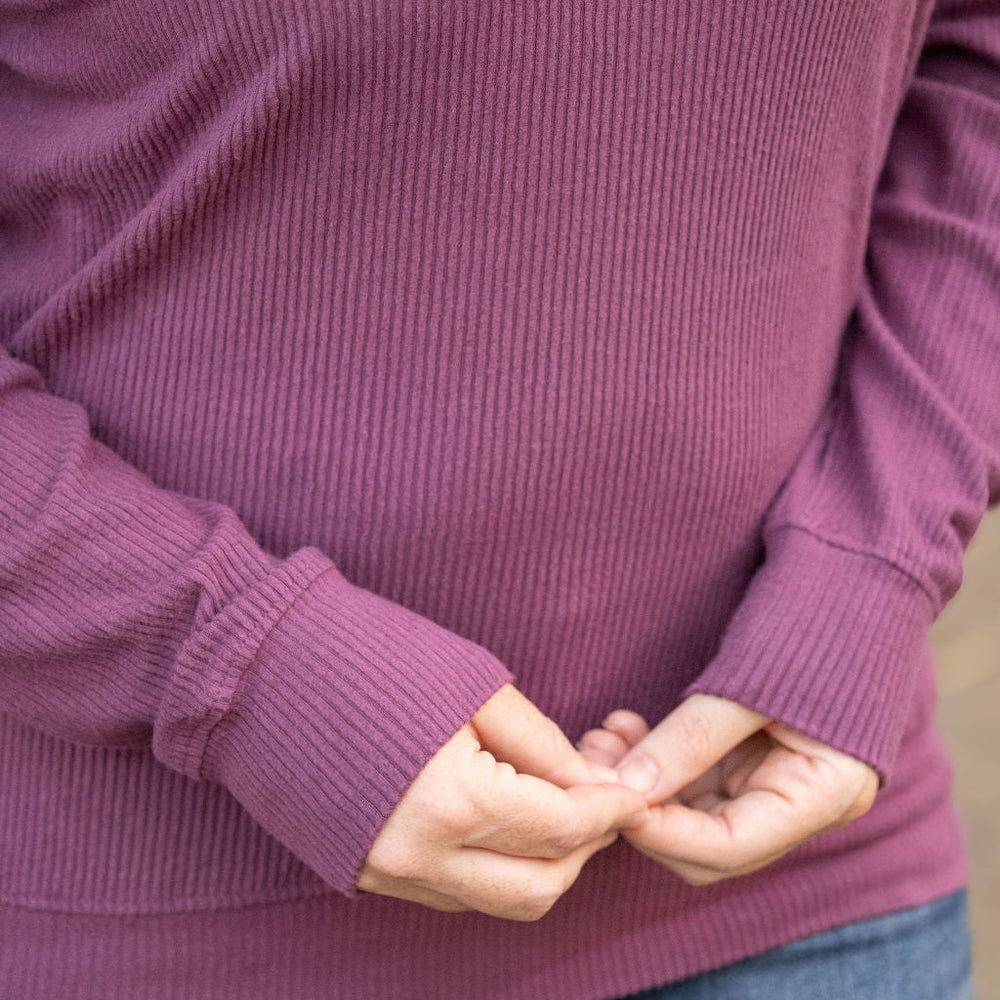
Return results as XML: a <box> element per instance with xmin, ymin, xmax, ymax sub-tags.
<box><xmin>1</xmin><ymin>0</ymin><xmax>997</xmax><ymax>997</ymax></box>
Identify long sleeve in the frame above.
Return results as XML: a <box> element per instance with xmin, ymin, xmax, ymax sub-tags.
<box><xmin>0</xmin><ymin>348</ymin><xmax>512</xmax><ymax>894</ymax></box>
<box><xmin>0</xmin><ymin>1</ymin><xmax>983</xmax><ymax>993</ymax></box>
<box><xmin>687</xmin><ymin>0</ymin><xmax>1000</xmax><ymax>783</ymax></box>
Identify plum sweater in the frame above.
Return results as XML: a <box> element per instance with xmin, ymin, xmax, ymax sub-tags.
<box><xmin>1</xmin><ymin>0</ymin><xmax>998</xmax><ymax>997</ymax></box>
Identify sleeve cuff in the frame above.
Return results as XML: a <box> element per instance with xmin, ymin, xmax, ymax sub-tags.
<box><xmin>684</xmin><ymin>526</ymin><xmax>937</xmax><ymax>785</ymax></box>
<box><xmin>179</xmin><ymin>547</ymin><xmax>513</xmax><ymax>895</ymax></box>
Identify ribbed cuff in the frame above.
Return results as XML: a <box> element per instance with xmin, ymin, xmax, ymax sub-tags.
<box><xmin>684</xmin><ymin>526</ymin><xmax>937</xmax><ymax>785</ymax></box>
<box><xmin>186</xmin><ymin>548</ymin><xmax>513</xmax><ymax>895</ymax></box>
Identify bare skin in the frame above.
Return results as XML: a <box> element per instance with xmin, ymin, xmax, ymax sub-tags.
<box><xmin>359</xmin><ymin>688</ymin><xmax>877</xmax><ymax>919</ymax></box>
<box><xmin>577</xmin><ymin>694</ymin><xmax>879</xmax><ymax>886</ymax></box>
<box><xmin>357</xmin><ymin>684</ymin><xmax>649</xmax><ymax>921</ymax></box>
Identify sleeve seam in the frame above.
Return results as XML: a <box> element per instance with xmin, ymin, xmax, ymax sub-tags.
<box><xmin>764</xmin><ymin>522</ymin><xmax>939</xmax><ymax>610</ymax></box>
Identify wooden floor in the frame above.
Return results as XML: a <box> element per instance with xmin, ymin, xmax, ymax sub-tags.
<box><xmin>932</xmin><ymin>509</ymin><xmax>1000</xmax><ymax>1000</ymax></box>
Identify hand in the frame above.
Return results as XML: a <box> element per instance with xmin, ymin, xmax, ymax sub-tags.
<box><xmin>357</xmin><ymin>684</ymin><xmax>648</xmax><ymax>920</ymax></box>
<box><xmin>577</xmin><ymin>694</ymin><xmax>878</xmax><ymax>886</ymax></box>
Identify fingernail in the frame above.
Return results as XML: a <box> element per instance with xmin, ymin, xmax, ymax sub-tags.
<box><xmin>587</xmin><ymin>763</ymin><xmax>620</xmax><ymax>784</ymax></box>
<box><xmin>617</xmin><ymin>754</ymin><xmax>659</xmax><ymax>794</ymax></box>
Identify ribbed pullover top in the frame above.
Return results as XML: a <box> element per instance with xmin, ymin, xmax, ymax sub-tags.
<box><xmin>1</xmin><ymin>1</ymin><xmax>998</xmax><ymax>997</ymax></box>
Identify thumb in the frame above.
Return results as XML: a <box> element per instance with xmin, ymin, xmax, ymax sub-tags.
<box><xmin>615</xmin><ymin>694</ymin><xmax>769</xmax><ymax>802</ymax></box>
<box><xmin>471</xmin><ymin>684</ymin><xmax>621</xmax><ymax>787</ymax></box>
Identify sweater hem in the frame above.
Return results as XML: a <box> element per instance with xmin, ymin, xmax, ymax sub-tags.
<box><xmin>0</xmin><ymin>883</ymin><xmax>339</xmax><ymax>919</ymax></box>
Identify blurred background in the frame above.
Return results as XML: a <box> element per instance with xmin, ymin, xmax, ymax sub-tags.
<box><xmin>932</xmin><ymin>508</ymin><xmax>1000</xmax><ymax>999</ymax></box>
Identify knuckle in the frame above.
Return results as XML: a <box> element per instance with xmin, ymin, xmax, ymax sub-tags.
<box><xmin>538</xmin><ymin>716</ymin><xmax>574</xmax><ymax>769</ymax></box>
<box><xmin>515</xmin><ymin>898</ymin><xmax>552</xmax><ymax>922</ymax></box>
<box><xmin>542</xmin><ymin>831</ymin><xmax>575</xmax><ymax>858</ymax></box>
<box><xmin>545</xmin><ymin>817</ymin><xmax>586</xmax><ymax>857</ymax></box>
<box><xmin>596</xmin><ymin>828</ymin><xmax>619</xmax><ymax>851</ymax></box>
<box><xmin>676</xmin><ymin>707</ymin><xmax>715</xmax><ymax>766</ymax></box>
<box><xmin>510</xmin><ymin>866</ymin><xmax>574</xmax><ymax>922</ymax></box>
<box><xmin>520</xmin><ymin>885</ymin><xmax>562</xmax><ymax>922</ymax></box>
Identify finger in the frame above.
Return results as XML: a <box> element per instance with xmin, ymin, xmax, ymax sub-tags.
<box><xmin>666</xmin><ymin>732</ymin><xmax>771</xmax><ymax>807</ymax></box>
<box><xmin>443</xmin><ymin>829</ymin><xmax>618</xmax><ymax>921</ymax></box>
<box><xmin>766</xmin><ymin>722</ymin><xmax>879</xmax><ymax>823</ymax></box>
<box><xmin>629</xmin><ymin>836</ymin><xmax>791</xmax><ymax>886</ymax></box>
<box><xmin>462</xmin><ymin>765</ymin><xmax>647</xmax><ymax>859</ymax></box>
<box><xmin>472</xmin><ymin>684</ymin><xmax>620</xmax><ymax>787</ymax></box>
<box><xmin>600</xmin><ymin>710</ymin><xmax>649</xmax><ymax>748</ymax></box>
<box><xmin>672</xmin><ymin>762</ymin><xmax>725</xmax><ymax>808</ymax></box>
<box><xmin>615</xmin><ymin>694</ymin><xmax>768</xmax><ymax>802</ymax></box>
<box><xmin>356</xmin><ymin>867</ymin><xmax>471</xmax><ymax>912</ymax></box>
<box><xmin>622</xmin><ymin>739</ymin><xmax>857</xmax><ymax>873</ymax></box>
<box><xmin>621</xmin><ymin>720</ymin><xmax>878</xmax><ymax>880</ymax></box>
<box><xmin>719</xmin><ymin>731</ymin><xmax>774</xmax><ymax>797</ymax></box>
<box><xmin>622</xmin><ymin>791</ymin><xmax>813</xmax><ymax>872</ymax></box>
<box><xmin>576</xmin><ymin>727</ymin><xmax>631</xmax><ymax>768</ymax></box>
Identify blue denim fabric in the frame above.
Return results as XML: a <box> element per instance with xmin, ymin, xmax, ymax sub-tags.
<box><xmin>619</xmin><ymin>890</ymin><xmax>973</xmax><ymax>1000</ymax></box>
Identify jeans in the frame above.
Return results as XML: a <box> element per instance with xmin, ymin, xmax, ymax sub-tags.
<box><xmin>620</xmin><ymin>890</ymin><xmax>973</xmax><ymax>1000</ymax></box>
